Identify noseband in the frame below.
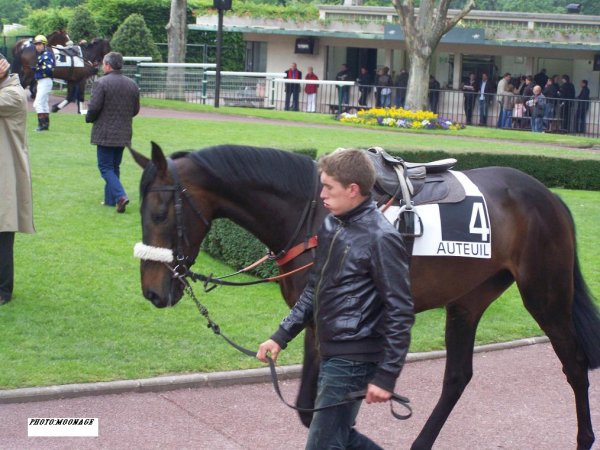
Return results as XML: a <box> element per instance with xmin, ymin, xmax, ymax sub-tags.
<box><xmin>135</xmin><ymin>158</ymin><xmax>209</xmax><ymax>278</ymax></box>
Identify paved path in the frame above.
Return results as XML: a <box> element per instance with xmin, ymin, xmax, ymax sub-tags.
<box><xmin>2</xmin><ymin>342</ymin><xmax>599</xmax><ymax>449</ymax></box>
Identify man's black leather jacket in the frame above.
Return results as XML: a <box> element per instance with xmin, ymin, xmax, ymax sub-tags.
<box><xmin>271</xmin><ymin>197</ymin><xmax>414</xmax><ymax>392</ymax></box>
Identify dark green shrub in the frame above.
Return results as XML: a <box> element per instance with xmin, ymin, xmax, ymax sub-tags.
<box><xmin>386</xmin><ymin>150</ymin><xmax>600</xmax><ymax>191</ymax></box>
<box><xmin>110</xmin><ymin>13</ymin><xmax>162</xmax><ymax>61</ymax></box>
<box><xmin>68</xmin><ymin>6</ymin><xmax>98</xmax><ymax>42</ymax></box>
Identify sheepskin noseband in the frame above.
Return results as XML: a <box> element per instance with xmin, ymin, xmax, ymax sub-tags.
<box><xmin>133</xmin><ymin>242</ymin><xmax>174</xmax><ymax>263</ymax></box>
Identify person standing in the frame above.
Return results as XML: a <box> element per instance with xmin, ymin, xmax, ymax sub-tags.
<box><xmin>376</xmin><ymin>67</ymin><xmax>392</xmax><ymax>108</ymax></box>
<box><xmin>478</xmin><ymin>72</ymin><xmax>492</xmax><ymax>126</ymax></box>
<box><xmin>495</xmin><ymin>72</ymin><xmax>511</xmax><ymax>128</ymax></box>
<box><xmin>428</xmin><ymin>75</ymin><xmax>440</xmax><ymax>113</ymax></box>
<box><xmin>0</xmin><ymin>54</ymin><xmax>35</xmax><ymax>305</ymax></box>
<box><xmin>336</xmin><ymin>63</ymin><xmax>351</xmax><ymax>105</ymax></box>
<box><xmin>529</xmin><ymin>85</ymin><xmax>546</xmax><ymax>133</ymax></box>
<box><xmin>558</xmin><ymin>74</ymin><xmax>576</xmax><ymax>132</ymax></box>
<box><xmin>85</xmin><ymin>52</ymin><xmax>140</xmax><ymax>213</ymax></box>
<box><xmin>284</xmin><ymin>62</ymin><xmax>302</xmax><ymax>111</ymax></box>
<box><xmin>357</xmin><ymin>67</ymin><xmax>372</xmax><ymax>107</ymax></box>
<box><xmin>575</xmin><ymin>79</ymin><xmax>590</xmax><ymax>133</ymax></box>
<box><xmin>462</xmin><ymin>72</ymin><xmax>478</xmax><ymax>125</ymax></box>
<box><xmin>304</xmin><ymin>67</ymin><xmax>319</xmax><ymax>113</ymax></box>
<box><xmin>257</xmin><ymin>148</ymin><xmax>414</xmax><ymax>450</ymax></box>
<box><xmin>542</xmin><ymin>78</ymin><xmax>559</xmax><ymax>132</ymax></box>
<box><xmin>32</xmin><ymin>35</ymin><xmax>55</xmax><ymax>131</ymax></box>
<box><xmin>394</xmin><ymin>68</ymin><xmax>409</xmax><ymax>108</ymax></box>
<box><xmin>501</xmin><ymin>84</ymin><xmax>515</xmax><ymax>129</ymax></box>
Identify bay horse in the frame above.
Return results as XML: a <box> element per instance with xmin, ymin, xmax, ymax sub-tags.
<box><xmin>11</xmin><ymin>30</ymin><xmax>70</xmax><ymax>98</ymax></box>
<box><xmin>12</xmin><ymin>35</ymin><xmax>110</xmax><ymax>113</ymax></box>
<box><xmin>130</xmin><ymin>142</ymin><xmax>600</xmax><ymax>450</ymax></box>
<box><xmin>50</xmin><ymin>38</ymin><xmax>112</xmax><ymax>114</ymax></box>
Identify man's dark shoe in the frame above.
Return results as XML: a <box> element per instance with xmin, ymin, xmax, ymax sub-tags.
<box><xmin>0</xmin><ymin>296</ymin><xmax>11</xmax><ymax>306</ymax></box>
<box><xmin>116</xmin><ymin>197</ymin><xmax>129</xmax><ymax>213</ymax></box>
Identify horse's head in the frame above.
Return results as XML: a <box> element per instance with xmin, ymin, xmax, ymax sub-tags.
<box><xmin>47</xmin><ymin>30</ymin><xmax>70</xmax><ymax>47</ymax></box>
<box><xmin>130</xmin><ymin>142</ymin><xmax>213</xmax><ymax>308</ymax></box>
<box><xmin>82</xmin><ymin>38</ymin><xmax>111</xmax><ymax>65</ymax></box>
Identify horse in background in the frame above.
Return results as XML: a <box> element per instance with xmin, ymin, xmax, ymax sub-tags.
<box><xmin>11</xmin><ymin>30</ymin><xmax>70</xmax><ymax>98</ymax></box>
<box><xmin>51</xmin><ymin>38</ymin><xmax>112</xmax><ymax>114</ymax></box>
<box><xmin>12</xmin><ymin>34</ymin><xmax>110</xmax><ymax>114</ymax></box>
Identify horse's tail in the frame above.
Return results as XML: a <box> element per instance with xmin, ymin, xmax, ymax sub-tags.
<box><xmin>558</xmin><ymin>195</ymin><xmax>600</xmax><ymax>369</ymax></box>
<box><xmin>572</xmin><ymin>255</ymin><xmax>600</xmax><ymax>369</ymax></box>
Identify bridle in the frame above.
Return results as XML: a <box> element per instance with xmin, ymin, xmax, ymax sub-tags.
<box><xmin>134</xmin><ymin>156</ymin><xmax>411</xmax><ymax>420</ymax></box>
<box><xmin>136</xmin><ymin>156</ymin><xmax>320</xmax><ymax>290</ymax></box>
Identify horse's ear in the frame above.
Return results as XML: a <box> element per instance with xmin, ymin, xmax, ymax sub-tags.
<box><xmin>151</xmin><ymin>141</ymin><xmax>168</xmax><ymax>176</ymax></box>
<box><xmin>127</xmin><ymin>145</ymin><xmax>150</xmax><ymax>169</ymax></box>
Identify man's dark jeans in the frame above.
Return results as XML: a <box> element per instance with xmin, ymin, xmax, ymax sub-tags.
<box><xmin>305</xmin><ymin>357</ymin><xmax>383</xmax><ymax>450</ymax></box>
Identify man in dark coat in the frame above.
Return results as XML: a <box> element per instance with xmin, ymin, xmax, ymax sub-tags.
<box><xmin>558</xmin><ymin>74</ymin><xmax>576</xmax><ymax>132</ymax></box>
<box><xmin>575</xmin><ymin>79</ymin><xmax>590</xmax><ymax>133</ymax></box>
<box><xmin>284</xmin><ymin>62</ymin><xmax>302</xmax><ymax>111</ymax></box>
<box><xmin>86</xmin><ymin>52</ymin><xmax>140</xmax><ymax>213</ymax></box>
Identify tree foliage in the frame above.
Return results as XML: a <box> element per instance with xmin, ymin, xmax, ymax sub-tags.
<box><xmin>110</xmin><ymin>13</ymin><xmax>162</xmax><ymax>61</ymax></box>
<box><xmin>0</xmin><ymin>0</ymin><xmax>28</xmax><ymax>24</ymax></box>
<box><xmin>68</xmin><ymin>6</ymin><xmax>99</xmax><ymax>42</ymax></box>
<box><xmin>87</xmin><ymin>0</ymin><xmax>173</xmax><ymax>43</ymax></box>
<box><xmin>24</xmin><ymin>8</ymin><xmax>72</xmax><ymax>35</ymax></box>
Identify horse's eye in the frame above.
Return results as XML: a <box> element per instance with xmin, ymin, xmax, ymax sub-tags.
<box><xmin>151</xmin><ymin>212</ymin><xmax>168</xmax><ymax>224</ymax></box>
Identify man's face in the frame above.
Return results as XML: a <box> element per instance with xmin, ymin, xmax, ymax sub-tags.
<box><xmin>34</xmin><ymin>42</ymin><xmax>45</xmax><ymax>53</ymax></box>
<box><xmin>291</xmin><ymin>63</ymin><xmax>296</xmax><ymax>71</ymax></box>
<box><xmin>320</xmin><ymin>172</ymin><xmax>356</xmax><ymax>216</ymax></box>
<box><xmin>482</xmin><ymin>74</ymin><xmax>488</xmax><ymax>81</ymax></box>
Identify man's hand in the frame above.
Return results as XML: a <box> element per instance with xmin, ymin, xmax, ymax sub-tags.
<box><xmin>365</xmin><ymin>383</ymin><xmax>392</xmax><ymax>404</ymax></box>
<box><xmin>256</xmin><ymin>339</ymin><xmax>281</xmax><ymax>363</ymax></box>
<box><xmin>0</xmin><ymin>59</ymin><xmax>10</xmax><ymax>79</ymax></box>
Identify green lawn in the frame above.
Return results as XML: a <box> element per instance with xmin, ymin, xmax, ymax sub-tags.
<box><xmin>0</xmin><ymin>109</ymin><xmax>597</xmax><ymax>389</ymax></box>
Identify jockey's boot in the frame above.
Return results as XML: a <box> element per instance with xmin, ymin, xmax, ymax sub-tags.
<box><xmin>35</xmin><ymin>113</ymin><xmax>49</xmax><ymax>132</ymax></box>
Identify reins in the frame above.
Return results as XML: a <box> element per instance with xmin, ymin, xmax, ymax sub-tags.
<box><xmin>175</xmin><ymin>270</ymin><xmax>412</xmax><ymax>420</ymax></box>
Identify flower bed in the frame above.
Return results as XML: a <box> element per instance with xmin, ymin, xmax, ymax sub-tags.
<box><xmin>339</xmin><ymin>107</ymin><xmax>464</xmax><ymax>131</ymax></box>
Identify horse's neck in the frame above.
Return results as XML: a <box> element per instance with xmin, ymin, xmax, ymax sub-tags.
<box><xmin>211</xmin><ymin>177</ymin><xmax>320</xmax><ymax>254</ymax></box>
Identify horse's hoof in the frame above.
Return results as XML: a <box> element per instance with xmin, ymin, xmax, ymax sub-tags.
<box><xmin>51</xmin><ymin>106</ymin><xmax>59</xmax><ymax>113</ymax></box>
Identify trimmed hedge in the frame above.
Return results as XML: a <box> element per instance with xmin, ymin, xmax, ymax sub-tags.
<box><xmin>202</xmin><ymin>149</ymin><xmax>599</xmax><ymax>277</ymax></box>
<box><xmin>387</xmin><ymin>151</ymin><xmax>600</xmax><ymax>191</ymax></box>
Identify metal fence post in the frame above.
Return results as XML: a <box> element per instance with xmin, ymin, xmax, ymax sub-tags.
<box><xmin>202</xmin><ymin>70</ymin><xmax>207</xmax><ymax>104</ymax></box>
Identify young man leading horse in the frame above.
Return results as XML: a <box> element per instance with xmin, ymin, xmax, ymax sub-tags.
<box><xmin>257</xmin><ymin>148</ymin><xmax>415</xmax><ymax>449</ymax></box>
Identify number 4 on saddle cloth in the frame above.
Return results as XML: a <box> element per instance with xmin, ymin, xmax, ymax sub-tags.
<box><xmin>366</xmin><ymin>147</ymin><xmax>492</xmax><ymax>259</ymax></box>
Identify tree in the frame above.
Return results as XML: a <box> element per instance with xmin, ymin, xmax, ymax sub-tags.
<box><xmin>68</xmin><ymin>6</ymin><xmax>98</xmax><ymax>42</ymax></box>
<box><xmin>0</xmin><ymin>0</ymin><xmax>27</xmax><ymax>24</ymax></box>
<box><xmin>165</xmin><ymin>0</ymin><xmax>187</xmax><ymax>99</ymax></box>
<box><xmin>393</xmin><ymin>0</ymin><xmax>475</xmax><ymax>111</ymax></box>
<box><xmin>110</xmin><ymin>13</ymin><xmax>162</xmax><ymax>61</ymax></box>
<box><xmin>24</xmin><ymin>7</ymin><xmax>72</xmax><ymax>35</ymax></box>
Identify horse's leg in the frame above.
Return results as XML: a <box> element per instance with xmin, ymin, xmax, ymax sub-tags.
<box><xmin>52</xmin><ymin>82</ymin><xmax>74</xmax><ymax>113</ymax></box>
<box><xmin>411</xmin><ymin>273</ymin><xmax>513</xmax><ymax>450</ymax></box>
<box><xmin>77</xmin><ymin>80</ymin><xmax>86</xmax><ymax>114</ymax></box>
<box><xmin>518</xmin><ymin>273</ymin><xmax>595</xmax><ymax>449</ymax></box>
<box><xmin>296</xmin><ymin>325</ymin><xmax>320</xmax><ymax>428</ymax></box>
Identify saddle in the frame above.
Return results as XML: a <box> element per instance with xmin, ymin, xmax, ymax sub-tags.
<box><xmin>53</xmin><ymin>46</ymin><xmax>85</xmax><ymax>68</ymax></box>
<box><xmin>365</xmin><ymin>147</ymin><xmax>464</xmax><ymax>239</ymax></box>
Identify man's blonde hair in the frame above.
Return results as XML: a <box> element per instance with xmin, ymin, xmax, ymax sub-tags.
<box><xmin>318</xmin><ymin>148</ymin><xmax>375</xmax><ymax>196</ymax></box>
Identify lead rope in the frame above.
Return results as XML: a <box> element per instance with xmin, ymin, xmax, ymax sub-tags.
<box><xmin>177</xmin><ymin>273</ymin><xmax>412</xmax><ymax>420</ymax></box>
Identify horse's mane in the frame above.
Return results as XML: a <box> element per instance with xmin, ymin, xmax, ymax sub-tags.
<box><xmin>189</xmin><ymin>145</ymin><xmax>316</xmax><ymax>199</ymax></box>
<box><xmin>140</xmin><ymin>145</ymin><xmax>316</xmax><ymax>200</ymax></box>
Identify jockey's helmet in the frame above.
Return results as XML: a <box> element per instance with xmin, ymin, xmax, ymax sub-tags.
<box><xmin>33</xmin><ymin>35</ymin><xmax>48</xmax><ymax>45</ymax></box>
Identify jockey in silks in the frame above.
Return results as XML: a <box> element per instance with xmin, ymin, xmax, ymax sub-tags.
<box><xmin>32</xmin><ymin>35</ymin><xmax>55</xmax><ymax>131</ymax></box>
